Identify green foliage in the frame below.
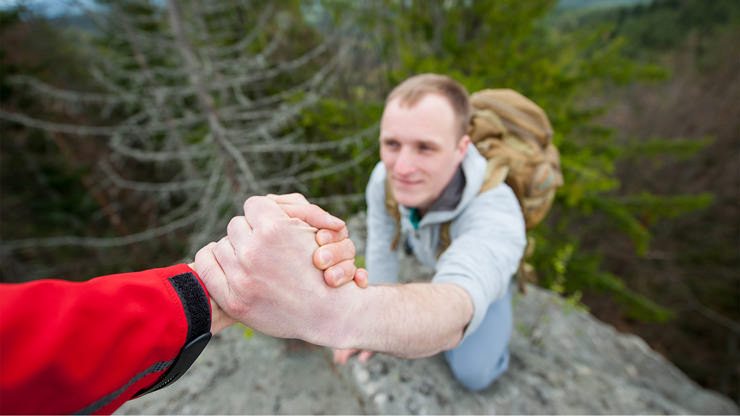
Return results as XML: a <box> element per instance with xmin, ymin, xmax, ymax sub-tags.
<box><xmin>354</xmin><ymin>255</ymin><xmax>365</xmax><ymax>269</ymax></box>
<box><xmin>611</xmin><ymin>192</ymin><xmax>714</xmax><ymax>227</ymax></box>
<box><xmin>561</xmin><ymin>291</ymin><xmax>588</xmax><ymax>315</ymax></box>
<box><xmin>618</xmin><ymin>136</ymin><xmax>714</xmax><ymax>160</ymax></box>
<box><xmin>0</xmin><ymin>10</ymin><xmax>102</xmax><ymax>240</ymax></box>
<box><xmin>303</xmin><ymin>0</ymin><xmax>719</xmax><ymax>320</ymax></box>
<box><xmin>532</xmin><ymin>231</ymin><xmax>674</xmax><ymax>322</ymax></box>
<box><xmin>298</xmin><ymin>97</ymin><xmax>381</xmax><ymax>214</ymax></box>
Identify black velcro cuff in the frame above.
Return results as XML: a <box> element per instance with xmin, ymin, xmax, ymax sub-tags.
<box><xmin>168</xmin><ymin>272</ymin><xmax>211</xmax><ymax>343</ymax></box>
<box><xmin>134</xmin><ymin>271</ymin><xmax>212</xmax><ymax>398</ymax></box>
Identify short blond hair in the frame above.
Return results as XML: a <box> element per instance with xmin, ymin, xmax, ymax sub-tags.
<box><xmin>386</xmin><ymin>73</ymin><xmax>472</xmax><ymax>139</ymax></box>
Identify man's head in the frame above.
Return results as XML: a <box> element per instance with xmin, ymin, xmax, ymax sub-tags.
<box><xmin>379</xmin><ymin>74</ymin><xmax>472</xmax><ymax>210</ymax></box>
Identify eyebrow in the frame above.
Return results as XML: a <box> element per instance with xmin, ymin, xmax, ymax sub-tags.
<box><xmin>416</xmin><ymin>139</ymin><xmax>440</xmax><ymax>148</ymax></box>
<box><xmin>380</xmin><ymin>135</ymin><xmax>440</xmax><ymax>147</ymax></box>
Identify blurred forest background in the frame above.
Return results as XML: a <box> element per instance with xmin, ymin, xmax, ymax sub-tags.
<box><xmin>0</xmin><ymin>0</ymin><xmax>737</xmax><ymax>403</ymax></box>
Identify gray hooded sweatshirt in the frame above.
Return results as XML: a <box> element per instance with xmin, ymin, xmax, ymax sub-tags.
<box><xmin>365</xmin><ymin>145</ymin><xmax>527</xmax><ymax>338</ymax></box>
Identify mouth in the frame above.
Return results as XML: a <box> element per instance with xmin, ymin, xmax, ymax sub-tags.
<box><xmin>391</xmin><ymin>176</ymin><xmax>422</xmax><ymax>187</ymax></box>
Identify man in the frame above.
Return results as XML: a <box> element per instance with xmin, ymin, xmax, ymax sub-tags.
<box><xmin>196</xmin><ymin>75</ymin><xmax>525</xmax><ymax>391</ymax></box>
<box><xmin>0</xmin><ymin>196</ymin><xmax>364</xmax><ymax>415</ymax></box>
<box><xmin>93</xmin><ymin>73</ymin><xmax>525</xmax><ymax>399</ymax></box>
<box><xmin>331</xmin><ymin>74</ymin><xmax>527</xmax><ymax>390</ymax></box>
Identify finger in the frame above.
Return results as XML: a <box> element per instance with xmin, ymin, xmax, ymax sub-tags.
<box><xmin>266</xmin><ymin>193</ymin><xmax>309</xmax><ymax>205</ymax></box>
<box><xmin>210</xmin><ymin>237</ymin><xmax>253</xmax><ymax>318</ymax></box>
<box><xmin>194</xmin><ymin>242</ymin><xmax>229</xmax><ymax>305</ymax></box>
<box><xmin>335</xmin><ymin>349</ymin><xmax>352</xmax><ymax>364</ymax></box>
<box><xmin>213</xmin><ymin>236</ymin><xmax>241</xmax><ymax>273</ymax></box>
<box><xmin>316</xmin><ymin>228</ymin><xmax>349</xmax><ymax>246</ymax></box>
<box><xmin>323</xmin><ymin>260</ymin><xmax>358</xmax><ymax>288</ymax></box>
<box><xmin>332</xmin><ymin>349</ymin><xmax>344</xmax><ymax>364</ymax></box>
<box><xmin>358</xmin><ymin>350</ymin><xmax>374</xmax><ymax>363</ymax></box>
<box><xmin>226</xmin><ymin>216</ymin><xmax>254</xmax><ymax>255</ymax></box>
<box><xmin>278</xmin><ymin>203</ymin><xmax>345</xmax><ymax>231</ymax></box>
<box><xmin>313</xmin><ymin>238</ymin><xmax>355</xmax><ymax>270</ymax></box>
<box><xmin>243</xmin><ymin>196</ymin><xmax>291</xmax><ymax>228</ymax></box>
<box><xmin>333</xmin><ymin>349</ymin><xmax>357</xmax><ymax>365</ymax></box>
<box><xmin>353</xmin><ymin>268</ymin><xmax>369</xmax><ymax>289</ymax></box>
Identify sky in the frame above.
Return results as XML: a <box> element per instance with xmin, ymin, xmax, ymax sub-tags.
<box><xmin>0</xmin><ymin>0</ymin><xmax>99</xmax><ymax>16</ymax></box>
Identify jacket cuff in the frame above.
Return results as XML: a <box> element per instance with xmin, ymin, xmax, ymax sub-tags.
<box><xmin>168</xmin><ymin>267</ymin><xmax>211</xmax><ymax>344</ymax></box>
<box><xmin>134</xmin><ymin>265</ymin><xmax>212</xmax><ymax>397</ymax></box>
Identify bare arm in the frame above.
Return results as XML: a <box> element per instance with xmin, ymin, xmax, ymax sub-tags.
<box><xmin>337</xmin><ymin>282</ymin><xmax>473</xmax><ymax>358</ymax></box>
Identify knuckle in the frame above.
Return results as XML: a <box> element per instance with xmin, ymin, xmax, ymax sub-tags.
<box><xmin>288</xmin><ymin>193</ymin><xmax>308</xmax><ymax>203</ymax></box>
<box><xmin>194</xmin><ymin>246</ymin><xmax>207</xmax><ymax>262</ymax></box>
<box><xmin>338</xmin><ymin>226</ymin><xmax>349</xmax><ymax>239</ymax></box>
<box><xmin>226</xmin><ymin>217</ymin><xmax>241</xmax><ymax>236</ymax></box>
<box><xmin>243</xmin><ymin>195</ymin><xmax>263</xmax><ymax>212</ymax></box>
<box><xmin>332</xmin><ymin>229</ymin><xmax>345</xmax><ymax>242</ymax></box>
<box><xmin>226</xmin><ymin>217</ymin><xmax>236</xmax><ymax>235</ymax></box>
<box><xmin>212</xmin><ymin>240</ymin><xmax>230</xmax><ymax>261</ymax></box>
<box><xmin>255</xmin><ymin>219</ymin><xmax>281</xmax><ymax>241</ymax></box>
<box><xmin>344</xmin><ymin>239</ymin><xmax>356</xmax><ymax>257</ymax></box>
<box><xmin>339</xmin><ymin>262</ymin><xmax>356</xmax><ymax>279</ymax></box>
<box><xmin>194</xmin><ymin>242</ymin><xmax>215</xmax><ymax>262</ymax></box>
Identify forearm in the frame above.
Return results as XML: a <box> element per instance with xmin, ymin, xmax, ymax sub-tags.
<box><xmin>338</xmin><ymin>282</ymin><xmax>473</xmax><ymax>358</ymax></box>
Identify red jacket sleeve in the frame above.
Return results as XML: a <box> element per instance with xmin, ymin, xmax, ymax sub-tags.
<box><xmin>0</xmin><ymin>264</ymin><xmax>212</xmax><ymax>415</ymax></box>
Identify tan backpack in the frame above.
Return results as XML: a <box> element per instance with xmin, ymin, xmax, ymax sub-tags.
<box><xmin>384</xmin><ymin>88</ymin><xmax>563</xmax><ymax>291</ymax></box>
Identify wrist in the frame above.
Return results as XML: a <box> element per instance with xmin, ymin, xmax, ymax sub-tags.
<box><xmin>188</xmin><ymin>262</ymin><xmax>236</xmax><ymax>334</ymax></box>
<box><xmin>209</xmin><ymin>298</ymin><xmax>236</xmax><ymax>334</ymax></box>
<box><xmin>329</xmin><ymin>284</ymin><xmax>378</xmax><ymax>350</ymax></box>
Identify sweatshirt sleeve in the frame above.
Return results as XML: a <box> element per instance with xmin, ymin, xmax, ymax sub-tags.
<box><xmin>0</xmin><ymin>264</ymin><xmax>211</xmax><ymax>415</ymax></box>
<box><xmin>432</xmin><ymin>184</ymin><xmax>526</xmax><ymax>338</ymax></box>
<box><xmin>365</xmin><ymin>162</ymin><xmax>400</xmax><ymax>285</ymax></box>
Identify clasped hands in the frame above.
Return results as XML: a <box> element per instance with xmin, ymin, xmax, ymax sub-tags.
<box><xmin>192</xmin><ymin>193</ymin><xmax>372</xmax><ymax>364</ymax></box>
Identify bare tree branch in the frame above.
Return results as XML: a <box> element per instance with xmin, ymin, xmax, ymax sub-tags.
<box><xmin>1</xmin><ymin>0</ymin><xmax>372</xmax><ymax>260</ymax></box>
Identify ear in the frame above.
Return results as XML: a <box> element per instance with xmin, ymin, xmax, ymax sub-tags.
<box><xmin>455</xmin><ymin>134</ymin><xmax>470</xmax><ymax>163</ymax></box>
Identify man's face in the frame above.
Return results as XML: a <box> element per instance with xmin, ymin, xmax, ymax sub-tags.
<box><xmin>379</xmin><ymin>93</ymin><xmax>469</xmax><ymax>210</ymax></box>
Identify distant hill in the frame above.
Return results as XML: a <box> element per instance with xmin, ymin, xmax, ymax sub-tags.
<box><xmin>557</xmin><ymin>0</ymin><xmax>653</xmax><ymax>10</ymax></box>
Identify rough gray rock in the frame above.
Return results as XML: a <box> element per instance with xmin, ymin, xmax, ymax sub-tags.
<box><xmin>338</xmin><ymin>282</ymin><xmax>737</xmax><ymax>414</ymax></box>
<box><xmin>117</xmin><ymin>213</ymin><xmax>738</xmax><ymax>414</ymax></box>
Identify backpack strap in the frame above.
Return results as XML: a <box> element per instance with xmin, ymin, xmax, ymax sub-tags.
<box><xmin>515</xmin><ymin>237</ymin><xmax>538</xmax><ymax>294</ymax></box>
<box><xmin>385</xmin><ymin>178</ymin><xmax>402</xmax><ymax>251</ymax></box>
<box><xmin>436</xmin><ymin>222</ymin><xmax>451</xmax><ymax>259</ymax></box>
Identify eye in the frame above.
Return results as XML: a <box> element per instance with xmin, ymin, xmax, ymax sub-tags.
<box><xmin>383</xmin><ymin>139</ymin><xmax>400</xmax><ymax>149</ymax></box>
<box><xmin>419</xmin><ymin>143</ymin><xmax>434</xmax><ymax>152</ymax></box>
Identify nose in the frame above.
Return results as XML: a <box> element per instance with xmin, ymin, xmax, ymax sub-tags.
<box><xmin>393</xmin><ymin>148</ymin><xmax>416</xmax><ymax>176</ymax></box>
